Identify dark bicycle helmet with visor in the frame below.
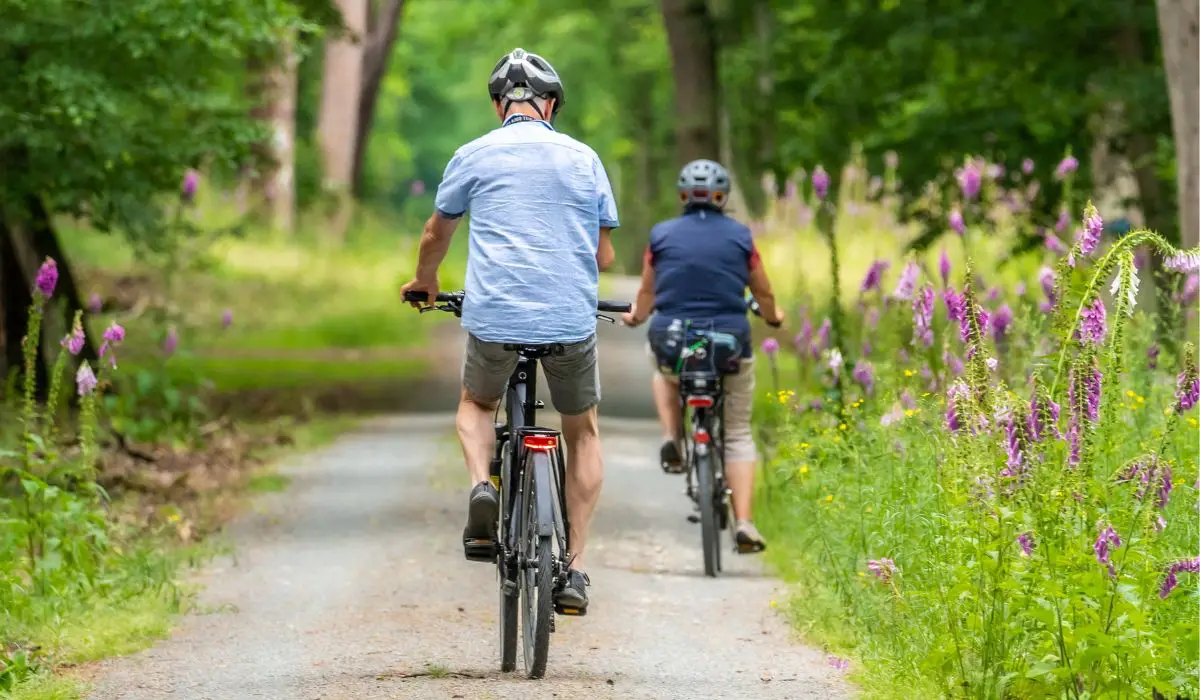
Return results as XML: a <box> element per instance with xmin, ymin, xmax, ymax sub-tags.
<box><xmin>488</xmin><ymin>48</ymin><xmax>565</xmax><ymax>122</ymax></box>
<box><xmin>677</xmin><ymin>159</ymin><xmax>731</xmax><ymax>210</ymax></box>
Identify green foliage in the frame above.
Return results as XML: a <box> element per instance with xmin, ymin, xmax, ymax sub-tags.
<box><xmin>0</xmin><ymin>0</ymin><xmax>333</xmax><ymax>242</ymax></box>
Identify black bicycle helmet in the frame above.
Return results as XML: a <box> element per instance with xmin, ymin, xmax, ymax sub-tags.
<box><xmin>677</xmin><ymin>159</ymin><xmax>731</xmax><ymax>209</ymax></box>
<box><xmin>488</xmin><ymin>48</ymin><xmax>565</xmax><ymax>120</ymax></box>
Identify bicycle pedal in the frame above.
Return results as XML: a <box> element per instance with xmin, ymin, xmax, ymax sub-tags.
<box><xmin>463</xmin><ymin>538</ymin><xmax>498</xmax><ymax>563</ymax></box>
<box><xmin>555</xmin><ymin>604</ymin><xmax>587</xmax><ymax>617</ymax></box>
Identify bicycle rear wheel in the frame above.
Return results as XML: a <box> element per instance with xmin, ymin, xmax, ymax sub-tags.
<box><xmin>694</xmin><ymin>448</ymin><xmax>721</xmax><ymax>577</ymax></box>
<box><xmin>498</xmin><ymin>445</ymin><xmax>518</xmax><ymax>672</ymax></box>
<box><xmin>521</xmin><ymin>450</ymin><xmax>554</xmax><ymax>679</ymax></box>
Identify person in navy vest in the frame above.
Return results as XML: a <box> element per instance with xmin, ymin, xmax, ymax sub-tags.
<box><xmin>622</xmin><ymin>159</ymin><xmax>784</xmax><ymax>553</ymax></box>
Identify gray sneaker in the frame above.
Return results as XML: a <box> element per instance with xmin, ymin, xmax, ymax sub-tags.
<box><xmin>735</xmin><ymin>520</ymin><xmax>767</xmax><ymax>554</ymax></box>
<box><xmin>462</xmin><ymin>481</ymin><xmax>499</xmax><ymax>562</ymax></box>
<box><xmin>554</xmin><ymin>570</ymin><xmax>590</xmax><ymax>616</ymax></box>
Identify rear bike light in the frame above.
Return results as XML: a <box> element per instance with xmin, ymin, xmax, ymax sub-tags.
<box><xmin>693</xmin><ymin>429</ymin><xmax>711</xmax><ymax>444</ymax></box>
<box><xmin>523</xmin><ymin>434</ymin><xmax>559</xmax><ymax>452</ymax></box>
<box><xmin>686</xmin><ymin>395</ymin><xmax>715</xmax><ymax>408</ymax></box>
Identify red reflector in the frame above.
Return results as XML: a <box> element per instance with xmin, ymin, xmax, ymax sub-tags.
<box><xmin>686</xmin><ymin>395</ymin><xmax>714</xmax><ymax>408</ymax></box>
<box><xmin>523</xmin><ymin>434</ymin><xmax>559</xmax><ymax>452</ymax></box>
<box><xmin>694</xmin><ymin>430</ymin><xmax>711</xmax><ymax>444</ymax></box>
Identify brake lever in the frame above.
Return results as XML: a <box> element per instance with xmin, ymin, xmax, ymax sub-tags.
<box><xmin>596</xmin><ymin>314</ymin><xmax>617</xmax><ymax>325</ymax></box>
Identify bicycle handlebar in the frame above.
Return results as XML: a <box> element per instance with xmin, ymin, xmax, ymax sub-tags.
<box><xmin>404</xmin><ymin>290</ymin><xmax>631</xmax><ymax>314</ymax></box>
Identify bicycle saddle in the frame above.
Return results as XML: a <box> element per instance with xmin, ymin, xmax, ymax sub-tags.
<box><xmin>503</xmin><ymin>343</ymin><xmax>566</xmax><ymax>358</ymax></box>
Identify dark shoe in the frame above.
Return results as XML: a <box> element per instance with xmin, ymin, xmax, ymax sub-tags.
<box><xmin>554</xmin><ymin>569</ymin><xmax>590</xmax><ymax>616</ymax></box>
<box><xmin>463</xmin><ymin>481</ymin><xmax>499</xmax><ymax>563</ymax></box>
<box><xmin>735</xmin><ymin>520</ymin><xmax>767</xmax><ymax>554</ymax></box>
<box><xmin>660</xmin><ymin>440</ymin><xmax>684</xmax><ymax>474</ymax></box>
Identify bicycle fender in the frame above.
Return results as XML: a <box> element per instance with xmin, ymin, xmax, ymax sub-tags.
<box><xmin>530</xmin><ymin>451</ymin><xmax>556</xmax><ymax>538</ymax></box>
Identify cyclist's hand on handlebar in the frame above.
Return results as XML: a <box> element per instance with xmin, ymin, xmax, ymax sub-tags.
<box><xmin>399</xmin><ymin>276</ymin><xmax>439</xmax><ymax>309</ymax></box>
<box><xmin>766</xmin><ymin>309</ymin><xmax>785</xmax><ymax>329</ymax></box>
<box><xmin>622</xmin><ymin>312</ymin><xmax>641</xmax><ymax>327</ymax></box>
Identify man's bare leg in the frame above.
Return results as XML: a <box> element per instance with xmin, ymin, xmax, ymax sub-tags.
<box><xmin>652</xmin><ymin>372</ymin><xmax>681</xmax><ymax>443</ymax></box>
<box><xmin>560</xmin><ymin>407</ymin><xmax>603</xmax><ymax>572</ymax></box>
<box><xmin>456</xmin><ymin>386</ymin><xmax>497</xmax><ymax>486</ymax></box>
<box><xmin>726</xmin><ymin>459</ymin><xmax>755</xmax><ymax>521</ymax></box>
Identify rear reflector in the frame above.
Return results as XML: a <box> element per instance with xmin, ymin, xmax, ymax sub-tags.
<box><xmin>686</xmin><ymin>395</ymin><xmax>715</xmax><ymax>408</ymax></box>
<box><xmin>694</xmin><ymin>430</ymin><xmax>711</xmax><ymax>444</ymax></box>
<box><xmin>523</xmin><ymin>434</ymin><xmax>559</xmax><ymax>451</ymax></box>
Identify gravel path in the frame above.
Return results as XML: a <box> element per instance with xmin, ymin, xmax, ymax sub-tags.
<box><xmin>87</xmin><ymin>277</ymin><xmax>852</xmax><ymax>700</ymax></box>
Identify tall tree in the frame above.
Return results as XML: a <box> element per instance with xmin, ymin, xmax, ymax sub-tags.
<box><xmin>242</xmin><ymin>36</ymin><xmax>301</xmax><ymax>233</ymax></box>
<box><xmin>352</xmin><ymin>0</ymin><xmax>406</xmax><ymax>196</ymax></box>
<box><xmin>660</xmin><ymin>0</ymin><xmax>720</xmax><ymax>166</ymax></box>
<box><xmin>317</xmin><ymin>0</ymin><xmax>368</xmax><ymax>237</ymax></box>
<box><xmin>1156</xmin><ymin>0</ymin><xmax>1199</xmax><ymax>249</ymax></box>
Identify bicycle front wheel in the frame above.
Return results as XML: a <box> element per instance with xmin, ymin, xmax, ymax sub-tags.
<box><xmin>521</xmin><ymin>450</ymin><xmax>555</xmax><ymax>679</ymax></box>
<box><xmin>694</xmin><ymin>448</ymin><xmax>721</xmax><ymax>577</ymax></box>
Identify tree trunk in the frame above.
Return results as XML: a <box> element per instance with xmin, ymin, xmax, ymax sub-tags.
<box><xmin>351</xmin><ymin>0</ymin><xmax>406</xmax><ymax>196</ymax></box>
<box><xmin>660</xmin><ymin>0</ymin><xmax>720</xmax><ymax>167</ymax></box>
<box><xmin>241</xmin><ymin>37</ymin><xmax>300</xmax><ymax>233</ymax></box>
<box><xmin>317</xmin><ymin>0</ymin><xmax>368</xmax><ymax>238</ymax></box>
<box><xmin>1156</xmin><ymin>0</ymin><xmax>1199</xmax><ymax>249</ymax></box>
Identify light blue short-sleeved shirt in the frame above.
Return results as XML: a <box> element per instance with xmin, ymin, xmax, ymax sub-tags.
<box><xmin>434</xmin><ymin>116</ymin><xmax>620</xmax><ymax>344</ymax></box>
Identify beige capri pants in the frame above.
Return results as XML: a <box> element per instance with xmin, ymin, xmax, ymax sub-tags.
<box><xmin>646</xmin><ymin>344</ymin><xmax>758</xmax><ymax>463</ymax></box>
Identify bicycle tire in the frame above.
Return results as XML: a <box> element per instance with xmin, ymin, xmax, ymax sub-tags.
<box><xmin>521</xmin><ymin>450</ymin><xmax>554</xmax><ymax>679</ymax></box>
<box><xmin>694</xmin><ymin>447</ymin><xmax>721</xmax><ymax>577</ymax></box>
<box><xmin>498</xmin><ymin>444</ymin><xmax>518</xmax><ymax>672</ymax></box>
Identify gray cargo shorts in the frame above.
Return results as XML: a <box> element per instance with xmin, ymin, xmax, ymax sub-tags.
<box><xmin>462</xmin><ymin>334</ymin><xmax>600</xmax><ymax>416</ymax></box>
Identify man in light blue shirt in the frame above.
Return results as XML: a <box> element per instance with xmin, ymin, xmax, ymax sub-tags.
<box><xmin>400</xmin><ymin>48</ymin><xmax>618</xmax><ymax>614</ymax></box>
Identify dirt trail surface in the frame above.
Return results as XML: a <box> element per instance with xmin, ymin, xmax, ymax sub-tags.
<box><xmin>87</xmin><ymin>277</ymin><xmax>851</xmax><ymax>700</ymax></box>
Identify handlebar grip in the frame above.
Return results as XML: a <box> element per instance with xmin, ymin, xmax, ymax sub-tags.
<box><xmin>597</xmin><ymin>300</ymin><xmax>632</xmax><ymax>313</ymax></box>
<box><xmin>766</xmin><ymin>319</ymin><xmax>783</xmax><ymax>329</ymax></box>
<box><xmin>404</xmin><ymin>291</ymin><xmax>457</xmax><ymax>303</ymax></box>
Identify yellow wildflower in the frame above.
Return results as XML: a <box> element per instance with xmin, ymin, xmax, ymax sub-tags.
<box><xmin>825</xmin><ymin>494</ymin><xmax>834</xmax><ymax>503</ymax></box>
<box><xmin>839</xmin><ymin>423</ymin><xmax>848</xmax><ymax>431</ymax></box>
<box><xmin>1189</xmin><ymin>417</ymin><xmax>1198</xmax><ymax>428</ymax></box>
<box><xmin>799</xmin><ymin>442</ymin><xmax>811</xmax><ymax>449</ymax></box>
<box><xmin>167</xmin><ymin>513</ymin><xmax>182</xmax><ymax>524</ymax></box>
<box><xmin>1136</xmin><ymin>395</ymin><xmax>1145</xmax><ymax>404</ymax></box>
<box><xmin>858</xmin><ymin>572</ymin><xmax>867</xmax><ymax>577</ymax></box>
<box><xmin>904</xmin><ymin>369</ymin><xmax>916</xmax><ymax>378</ymax></box>
<box><xmin>800</xmin><ymin>465</ymin><xmax>809</xmax><ymax>474</ymax></box>
<box><xmin>1126</xmin><ymin>390</ymin><xmax>1136</xmax><ymax>398</ymax></box>
<box><xmin>905</xmin><ymin>409</ymin><xmax>918</xmax><ymax>417</ymax></box>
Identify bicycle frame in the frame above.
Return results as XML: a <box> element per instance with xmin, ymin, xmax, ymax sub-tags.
<box><xmin>678</xmin><ymin>374</ymin><xmax>728</xmax><ymax>508</ymax></box>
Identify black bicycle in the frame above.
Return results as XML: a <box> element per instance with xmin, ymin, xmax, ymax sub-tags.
<box><xmin>657</xmin><ymin>297</ymin><xmax>777</xmax><ymax>577</ymax></box>
<box><xmin>404</xmin><ymin>290</ymin><xmax>629</xmax><ymax>679</ymax></box>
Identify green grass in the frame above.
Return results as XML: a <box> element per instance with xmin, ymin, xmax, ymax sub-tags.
<box><xmin>55</xmin><ymin>207</ymin><xmax>469</xmax><ymax>398</ymax></box>
<box><xmin>1</xmin><ymin>415</ymin><xmax>357</xmax><ymax>700</ymax></box>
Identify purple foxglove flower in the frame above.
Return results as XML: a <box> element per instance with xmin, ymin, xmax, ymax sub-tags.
<box><xmin>1158</xmin><ymin>464</ymin><xmax>1174</xmax><ymax>508</ymax></box>
<box><xmin>943</xmin><ymin>287</ymin><xmax>965</xmax><ymax>324</ymax></box>
<box><xmin>1180</xmin><ymin>273</ymin><xmax>1200</xmax><ymax>305</ymax></box>
<box><xmin>828</xmin><ymin>655</ymin><xmax>850</xmax><ymax>672</ymax></box>
<box><xmin>898</xmin><ymin>348</ymin><xmax>910</xmax><ymax>362</ymax></box>
<box><xmin>1078</xmin><ymin>206</ymin><xmax>1103</xmax><ymax>256</ymax></box>
<box><xmin>866</xmin><ymin>306</ymin><xmax>880</xmax><ymax>330</ymax></box>
<box><xmin>948</xmin><ymin>208</ymin><xmax>965</xmax><ymax>235</ymax></box>
<box><xmin>812</xmin><ymin>166</ymin><xmax>830</xmax><ymax>200</ymax></box>
<box><xmin>1085</xmin><ymin>366</ymin><xmax>1102</xmax><ymax>422</ymax></box>
<box><xmin>1017</xmin><ymin>532</ymin><xmax>1034</xmax><ymax>556</ymax></box>
<box><xmin>912</xmin><ymin>285</ymin><xmax>935</xmax><ymax>348</ymax></box>
<box><xmin>88</xmin><ymin>293</ymin><xmax>103</xmax><ymax>313</ymax></box>
<box><xmin>881</xmin><ymin>404</ymin><xmax>904</xmax><ymax>426</ymax></box>
<box><xmin>1159</xmin><ymin>557</ymin><xmax>1200</xmax><ymax>598</ymax></box>
<box><xmin>163</xmin><ymin>326</ymin><xmax>179</xmax><ymax>357</ymax></box>
<box><xmin>222</xmin><ymin>309</ymin><xmax>234</xmax><ymax>329</ymax></box>
<box><xmin>811</xmin><ymin>318</ymin><xmax>831</xmax><ymax>358</ymax></box>
<box><xmin>1038</xmin><ymin>266</ymin><xmax>1056</xmax><ymax>302</ymax></box>
<box><xmin>1021</xmin><ymin>158</ymin><xmax>1035</xmax><ymax>175</ymax></box>
<box><xmin>1004</xmin><ymin>414</ymin><xmax>1024</xmax><ymax>474</ymax></box>
<box><xmin>795</xmin><ymin>319</ymin><xmax>813</xmax><ymax>352</ymax></box>
<box><xmin>867</xmin><ymin>558</ymin><xmax>898</xmax><ymax>583</ymax></box>
<box><xmin>946</xmin><ymin>381</ymin><xmax>969</xmax><ymax>432</ymax></box>
<box><xmin>1055</xmin><ymin>156</ymin><xmax>1079</xmax><ymax>180</ymax></box>
<box><xmin>1093</xmin><ymin>524</ymin><xmax>1121</xmax><ymax>578</ymax></box>
<box><xmin>946</xmin><ymin>352</ymin><xmax>964</xmax><ymax>376</ymax></box>
<box><xmin>76</xmin><ymin>362</ymin><xmax>98</xmax><ymax>396</ymax></box>
<box><xmin>957</xmin><ymin>163</ymin><xmax>982</xmax><ymax>200</ymax></box>
<box><xmin>181</xmin><ymin>169</ymin><xmax>200</xmax><ymax>201</ymax></box>
<box><xmin>860</xmin><ymin>261</ymin><xmax>890</xmax><ymax>294</ymax></box>
<box><xmin>862</xmin><ymin>340</ymin><xmax>872</xmax><ymax>357</ymax></box>
<box><xmin>762</xmin><ymin>337</ymin><xmax>780</xmax><ymax>356</ymax></box>
<box><xmin>900</xmin><ymin>390</ymin><xmax>916</xmax><ymax>410</ymax></box>
<box><xmin>60</xmin><ymin>325</ymin><xmax>85</xmax><ymax>356</ymax></box>
<box><xmin>938</xmin><ymin>249</ymin><xmax>951</xmax><ymax>286</ymax></box>
<box><xmin>99</xmin><ymin>321</ymin><xmax>126</xmax><ymax>368</ymax></box>
<box><xmin>1015</xmin><ymin>281</ymin><xmax>1027</xmax><ymax>297</ymax></box>
<box><xmin>990</xmin><ymin>304</ymin><xmax>1013</xmax><ymax>340</ymax></box>
<box><xmin>852</xmin><ymin>359</ymin><xmax>875</xmax><ymax>395</ymax></box>
<box><xmin>1164</xmin><ymin>251</ymin><xmax>1200</xmax><ymax>273</ymax></box>
<box><xmin>1147</xmin><ymin>343</ymin><xmax>1160</xmax><ymax>370</ymax></box>
<box><xmin>893</xmin><ymin>262</ymin><xmax>920</xmax><ymax>300</ymax></box>
<box><xmin>986</xmin><ymin>357</ymin><xmax>999</xmax><ymax>371</ymax></box>
<box><xmin>1079</xmin><ymin>297</ymin><xmax>1108</xmax><ymax>345</ymax></box>
<box><xmin>827</xmin><ymin>348</ymin><xmax>843</xmax><ymax>379</ymax></box>
<box><xmin>985</xmin><ymin>287</ymin><xmax>1000</xmax><ymax>303</ymax></box>
<box><xmin>1177</xmin><ymin>368</ymin><xmax>1199</xmax><ymax>412</ymax></box>
<box><xmin>1055</xmin><ymin>208</ymin><xmax>1070</xmax><ymax>233</ymax></box>
<box><xmin>986</xmin><ymin>163</ymin><xmax>1004</xmax><ymax>179</ymax></box>
<box><xmin>410</xmin><ymin>179</ymin><xmax>426</xmax><ymax>197</ymax></box>
<box><xmin>34</xmin><ymin>258</ymin><xmax>58</xmax><ymax>299</ymax></box>
<box><xmin>1045</xmin><ymin>233</ymin><xmax>1068</xmax><ymax>255</ymax></box>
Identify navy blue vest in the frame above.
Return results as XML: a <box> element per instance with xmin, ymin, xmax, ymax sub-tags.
<box><xmin>648</xmin><ymin>208</ymin><xmax>754</xmax><ymax>357</ymax></box>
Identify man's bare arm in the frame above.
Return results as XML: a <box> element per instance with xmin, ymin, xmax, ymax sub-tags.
<box><xmin>623</xmin><ymin>253</ymin><xmax>656</xmax><ymax>327</ymax></box>
<box><xmin>415</xmin><ymin>212</ymin><xmax>460</xmax><ymax>280</ymax></box>
<box><xmin>597</xmin><ymin>228</ymin><xmax>615</xmax><ymax>271</ymax></box>
<box><xmin>748</xmin><ymin>264</ymin><xmax>784</xmax><ymax>325</ymax></box>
